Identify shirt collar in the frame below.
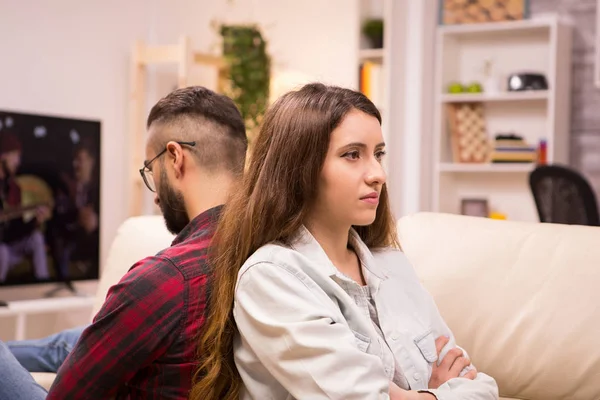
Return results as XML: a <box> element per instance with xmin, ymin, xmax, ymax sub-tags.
<box><xmin>171</xmin><ymin>205</ymin><xmax>223</xmax><ymax>246</ymax></box>
<box><xmin>289</xmin><ymin>226</ymin><xmax>388</xmax><ymax>281</ymax></box>
<box><xmin>348</xmin><ymin>229</ymin><xmax>388</xmax><ymax>281</ymax></box>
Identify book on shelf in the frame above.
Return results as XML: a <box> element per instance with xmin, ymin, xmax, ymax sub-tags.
<box><xmin>359</xmin><ymin>61</ymin><xmax>384</xmax><ymax>110</ymax></box>
<box><xmin>490</xmin><ymin>133</ymin><xmax>537</xmax><ymax>163</ymax></box>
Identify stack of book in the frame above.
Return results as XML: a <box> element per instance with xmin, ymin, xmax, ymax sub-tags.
<box><xmin>359</xmin><ymin>61</ymin><xmax>384</xmax><ymax>110</ymax></box>
<box><xmin>490</xmin><ymin>134</ymin><xmax>537</xmax><ymax>163</ymax></box>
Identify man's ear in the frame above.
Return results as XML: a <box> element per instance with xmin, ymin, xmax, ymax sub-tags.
<box><xmin>166</xmin><ymin>141</ymin><xmax>184</xmax><ymax>178</ymax></box>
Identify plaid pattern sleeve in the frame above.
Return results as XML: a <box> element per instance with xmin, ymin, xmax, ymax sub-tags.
<box><xmin>47</xmin><ymin>255</ymin><xmax>185</xmax><ymax>399</ymax></box>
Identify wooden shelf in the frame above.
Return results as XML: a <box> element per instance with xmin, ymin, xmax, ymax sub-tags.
<box><xmin>440</xmin><ymin>91</ymin><xmax>549</xmax><ymax>103</ymax></box>
<box><xmin>359</xmin><ymin>48</ymin><xmax>385</xmax><ymax>60</ymax></box>
<box><xmin>128</xmin><ymin>35</ymin><xmax>227</xmax><ymax>216</ymax></box>
<box><xmin>438</xmin><ymin>163</ymin><xmax>537</xmax><ymax>173</ymax></box>
<box><xmin>438</xmin><ymin>18</ymin><xmax>554</xmax><ymax>37</ymax></box>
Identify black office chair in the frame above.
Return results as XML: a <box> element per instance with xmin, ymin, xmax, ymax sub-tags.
<box><xmin>529</xmin><ymin>164</ymin><xmax>600</xmax><ymax>226</ymax></box>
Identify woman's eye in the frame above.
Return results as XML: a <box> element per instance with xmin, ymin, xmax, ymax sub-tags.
<box><xmin>375</xmin><ymin>150</ymin><xmax>387</xmax><ymax>161</ymax></box>
<box><xmin>343</xmin><ymin>151</ymin><xmax>360</xmax><ymax>160</ymax></box>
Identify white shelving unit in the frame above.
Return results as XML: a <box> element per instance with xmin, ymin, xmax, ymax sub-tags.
<box><xmin>354</xmin><ymin>0</ymin><xmax>432</xmax><ymax>217</ymax></box>
<box><xmin>438</xmin><ymin>162</ymin><xmax>536</xmax><ymax>173</ymax></box>
<box><xmin>357</xmin><ymin>0</ymin><xmax>388</xmax><ymax>134</ymax></box>
<box><xmin>432</xmin><ymin>16</ymin><xmax>572</xmax><ymax>222</ymax></box>
<box><xmin>440</xmin><ymin>91</ymin><xmax>549</xmax><ymax>103</ymax></box>
<box><xmin>357</xmin><ymin>0</ymin><xmax>407</xmax><ymax>203</ymax></box>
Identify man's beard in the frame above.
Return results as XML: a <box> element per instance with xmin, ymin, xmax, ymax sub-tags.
<box><xmin>157</xmin><ymin>169</ymin><xmax>190</xmax><ymax>235</ymax></box>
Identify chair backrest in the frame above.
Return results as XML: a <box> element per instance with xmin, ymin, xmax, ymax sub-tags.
<box><xmin>529</xmin><ymin>164</ymin><xmax>600</xmax><ymax>226</ymax></box>
<box><xmin>91</xmin><ymin>215</ymin><xmax>174</xmax><ymax>317</ymax></box>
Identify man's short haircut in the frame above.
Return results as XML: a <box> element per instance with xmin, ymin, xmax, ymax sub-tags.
<box><xmin>147</xmin><ymin>86</ymin><xmax>247</xmax><ymax>175</ymax></box>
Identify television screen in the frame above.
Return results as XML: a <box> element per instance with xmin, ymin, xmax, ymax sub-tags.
<box><xmin>0</xmin><ymin>110</ymin><xmax>101</xmax><ymax>287</ymax></box>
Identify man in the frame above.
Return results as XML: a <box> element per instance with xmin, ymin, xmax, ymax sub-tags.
<box><xmin>49</xmin><ymin>141</ymin><xmax>100</xmax><ymax>281</ymax></box>
<box><xmin>0</xmin><ymin>85</ymin><xmax>247</xmax><ymax>399</ymax></box>
<box><xmin>0</xmin><ymin>130</ymin><xmax>51</xmax><ymax>282</ymax></box>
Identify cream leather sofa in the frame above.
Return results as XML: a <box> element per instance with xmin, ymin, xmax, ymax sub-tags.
<box><xmin>398</xmin><ymin>212</ymin><xmax>600</xmax><ymax>400</ymax></box>
<box><xmin>33</xmin><ymin>212</ymin><xmax>600</xmax><ymax>399</ymax></box>
<box><xmin>31</xmin><ymin>215</ymin><xmax>175</xmax><ymax>390</ymax></box>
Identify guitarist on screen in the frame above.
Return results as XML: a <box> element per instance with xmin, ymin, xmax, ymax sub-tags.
<box><xmin>49</xmin><ymin>141</ymin><xmax>99</xmax><ymax>281</ymax></box>
<box><xmin>0</xmin><ymin>130</ymin><xmax>51</xmax><ymax>283</ymax></box>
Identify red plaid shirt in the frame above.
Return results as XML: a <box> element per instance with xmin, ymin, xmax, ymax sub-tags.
<box><xmin>47</xmin><ymin>206</ymin><xmax>222</xmax><ymax>399</ymax></box>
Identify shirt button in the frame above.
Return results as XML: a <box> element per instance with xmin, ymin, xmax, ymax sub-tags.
<box><xmin>391</xmin><ymin>331</ymin><xmax>400</xmax><ymax>341</ymax></box>
<box><xmin>413</xmin><ymin>372</ymin><xmax>421</xmax><ymax>381</ymax></box>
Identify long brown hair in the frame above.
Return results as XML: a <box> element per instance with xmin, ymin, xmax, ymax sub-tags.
<box><xmin>190</xmin><ymin>83</ymin><xmax>400</xmax><ymax>400</ymax></box>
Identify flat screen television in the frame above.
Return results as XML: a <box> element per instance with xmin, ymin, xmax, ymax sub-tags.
<box><xmin>0</xmin><ymin>110</ymin><xmax>101</xmax><ymax>291</ymax></box>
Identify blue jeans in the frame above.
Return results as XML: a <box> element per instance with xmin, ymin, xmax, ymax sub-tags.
<box><xmin>7</xmin><ymin>325</ymin><xmax>86</xmax><ymax>373</ymax></box>
<box><xmin>0</xmin><ymin>340</ymin><xmax>47</xmax><ymax>400</ymax></box>
<box><xmin>0</xmin><ymin>231</ymin><xmax>50</xmax><ymax>282</ymax></box>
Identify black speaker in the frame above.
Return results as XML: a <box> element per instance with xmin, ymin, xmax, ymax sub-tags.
<box><xmin>507</xmin><ymin>73</ymin><xmax>548</xmax><ymax>91</ymax></box>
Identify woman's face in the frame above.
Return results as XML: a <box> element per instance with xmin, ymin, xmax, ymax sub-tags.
<box><xmin>310</xmin><ymin>109</ymin><xmax>386</xmax><ymax>230</ymax></box>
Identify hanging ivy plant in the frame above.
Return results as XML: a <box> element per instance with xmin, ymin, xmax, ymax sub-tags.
<box><xmin>220</xmin><ymin>25</ymin><xmax>271</xmax><ymax>135</ymax></box>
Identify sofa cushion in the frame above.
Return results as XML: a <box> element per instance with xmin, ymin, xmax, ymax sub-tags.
<box><xmin>397</xmin><ymin>212</ymin><xmax>600</xmax><ymax>400</ymax></box>
<box><xmin>92</xmin><ymin>215</ymin><xmax>174</xmax><ymax>316</ymax></box>
<box><xmin>30</xmin><ymin>372</ymin><xmax>55</xmax><ymax>391</ymax></box>
<box><xmin>32</xmin><ymin>215</ymin><xmax>175</xmax><ymax>390</ymax></box>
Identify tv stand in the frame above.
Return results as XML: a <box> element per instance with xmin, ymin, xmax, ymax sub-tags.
<box><xmin>0</xmin><ymin>296</ymin><xmax>95</xmax><ymax>340</ymax></box>
<box><xmin>43</xmin><ymin>281</ymin><xmax>87</xmax><ymax>298</ymax></box>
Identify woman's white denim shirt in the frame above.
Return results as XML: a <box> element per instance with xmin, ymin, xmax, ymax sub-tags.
<box><xmin>233</xmin><ymin>227</ymin><xmax>499</xmax><ymax>400</ymax></box>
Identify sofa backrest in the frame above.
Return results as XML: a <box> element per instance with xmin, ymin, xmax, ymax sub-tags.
<box><xmin>397</xmin><ymin>212</ymin><xmax>600</xmax><ymax>400</ymax></box>
<box><xmin>92</xmin><ymin>215</ymin><xmax>174</xmax><ymax>316</ymax></box>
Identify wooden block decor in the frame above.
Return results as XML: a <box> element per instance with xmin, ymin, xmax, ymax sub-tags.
<box><xmin>446</xmin><ymin>103</ymin><xmax>490</xmax><ymax>163</ymax></box>
<box><xmin>440</xmin><ymin>0</ymin><xmax>529</xmax><ymax>25</ymax></box>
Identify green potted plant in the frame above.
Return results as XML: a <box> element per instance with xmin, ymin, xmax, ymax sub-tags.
<box><xmin>362</xmin><ymin>18</ymin><xmax>384</xmax><ymax>49</ymax></box>
<box><xmin>219</xmin><ymin>24</ymin><xmax>271</xmax><ymax>137</ymax></box>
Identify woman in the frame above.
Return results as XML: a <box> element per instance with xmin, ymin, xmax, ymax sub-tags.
<box><xmin>191</xmin><ymin>83</ymin><xmax>498</xmax><ymax>400</ymax></box>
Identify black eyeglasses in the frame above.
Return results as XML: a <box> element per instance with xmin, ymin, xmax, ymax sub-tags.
<box><xmin>139</xmin><ymin>141</ymin><xmax>196</xmax><ymax>192</ymax></box>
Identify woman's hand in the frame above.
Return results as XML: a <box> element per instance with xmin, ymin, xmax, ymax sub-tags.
<box><xmin>428</xmin><ymin>336</ymin><xmax>477</xmax><ymax>389</ymax></box>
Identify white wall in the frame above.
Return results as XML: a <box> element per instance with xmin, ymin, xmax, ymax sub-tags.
<box><xmin>145</xmin><ymin>0</ymin><xmax>360</xmax><ymax>103</ymax></box>
<box><xmin>0</xmin><ymin>0</ymin><xmax>360</xmax><ymax>337</ymax></box>
<box><xmin>0</xmin><ymin>1</ymin><xmax>150</xmax><ymax>307</ymax></box>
